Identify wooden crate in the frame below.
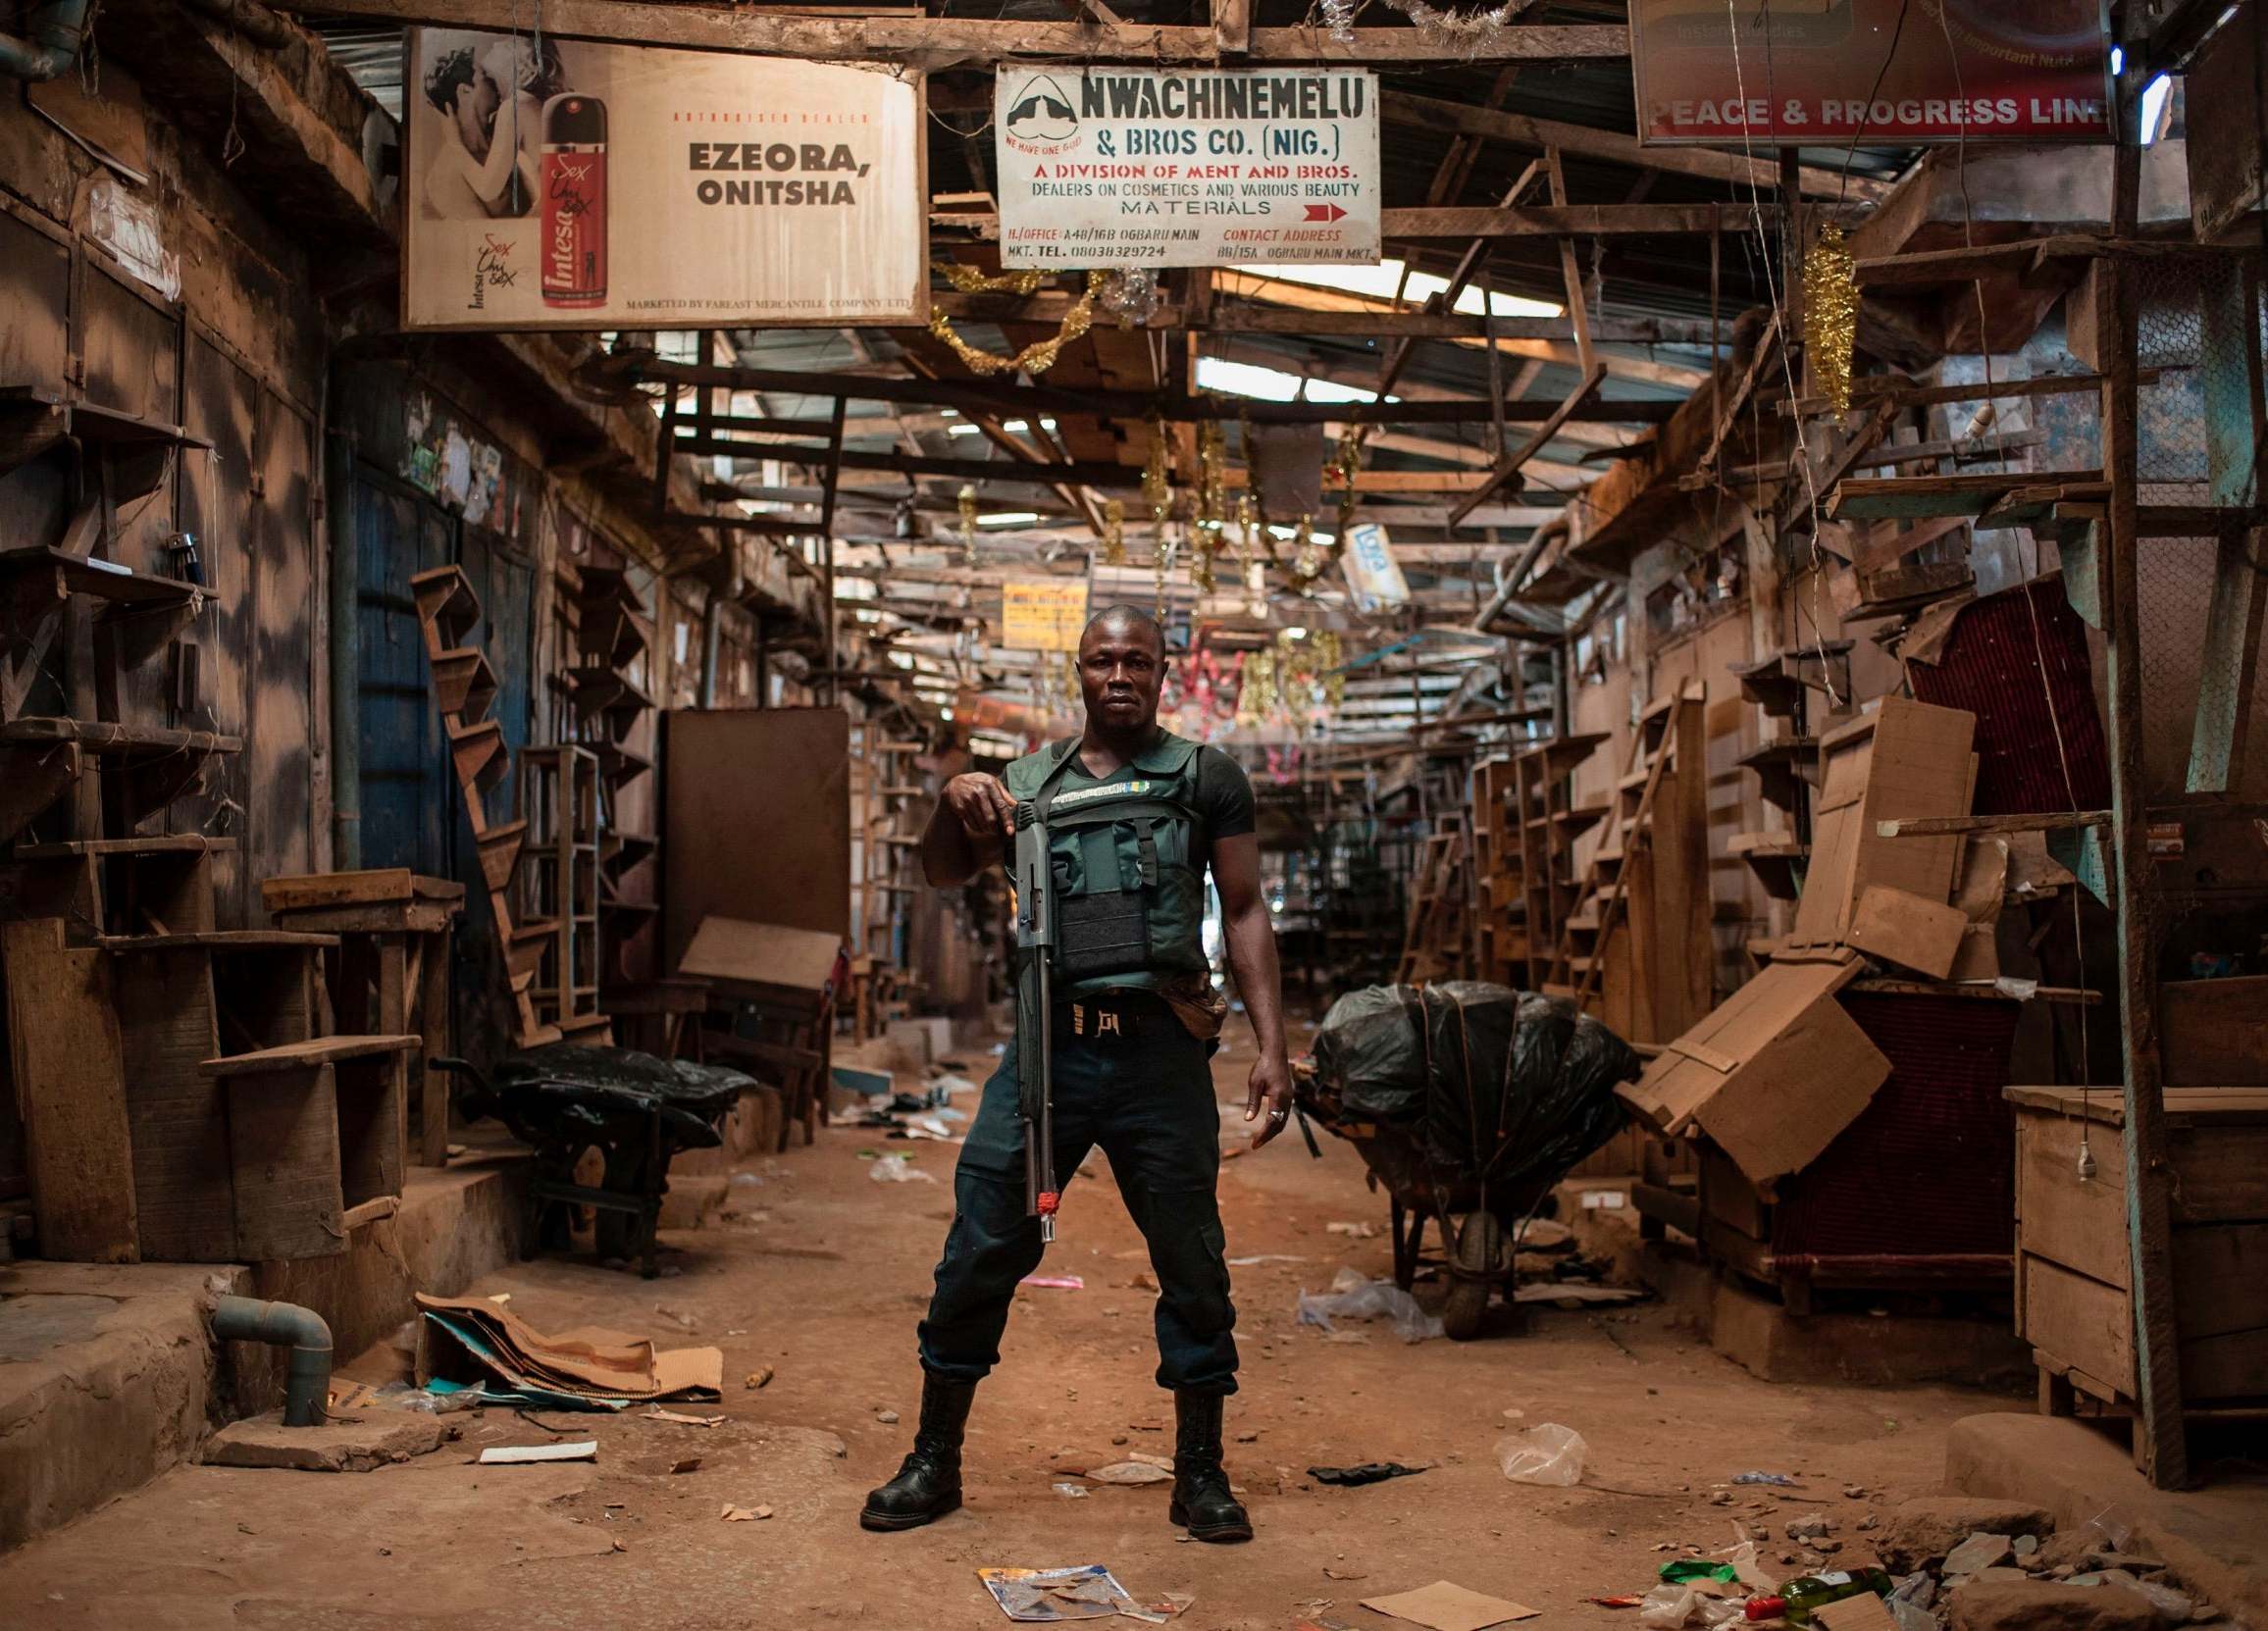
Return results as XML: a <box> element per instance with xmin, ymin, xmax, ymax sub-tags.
<box><xmin>2008</xmin><ymin>1086</ymin><xmax>2268</xmax><ymax>1416</ymax></box>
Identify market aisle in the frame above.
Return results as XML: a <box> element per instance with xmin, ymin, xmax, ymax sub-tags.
<box><xmin>0</xmin><ymin>1039</ymin><xmax>2002</xmax><ymax>1631</ymax></box>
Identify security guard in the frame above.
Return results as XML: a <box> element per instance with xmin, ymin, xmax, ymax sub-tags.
<box><xmin>861</xmin><ymin>605</ymin><xmax>1292</xmax><ymax>1543</ymax></box>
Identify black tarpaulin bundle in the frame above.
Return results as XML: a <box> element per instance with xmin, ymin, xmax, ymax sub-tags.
<box><xmin>1309</xmin><ymin>983</ymin><xmax>1638</xmax><ymax>1188</ymax></box>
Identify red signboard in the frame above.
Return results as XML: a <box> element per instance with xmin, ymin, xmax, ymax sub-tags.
<box><xmin>1631</xmin><ymin>0</ymin><xmax>2113</xmax><ymax>146</ymax></box>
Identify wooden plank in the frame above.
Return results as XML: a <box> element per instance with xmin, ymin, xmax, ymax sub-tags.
<box><xmin>267</xmin><ymin>0</ymin><xmax>1628</xmax><ymax>63</ymax></box>
<box><xmin>1879</xmin><ymin>811</ymin><xmax>2108</xmax><ymax>838</ymax></box>
<box><xmin>3</xmin><ymin>919</ymin><xmax>137</xmax><ymax>1261</ymax></box>
<box><xmin>226</xmin><ymin>1064</ymin><xmax>346</xmax><ymax>1260</ymax></box>
<box><xmin>99</xmin><ymin>930</ymin><xmax>339</xmax><ymax>952</ymax></box>
<box><xmin>1448</xmin><ymin>364</ymin><xmax>1607</xmax><ymax>527</ymax></box>
<box><xmin>260</xmin><ymin>868</ymin><xmax>420</xmax><ymax>913</ymax></box>
<box><xmin>2022</xmin><ymin>1253</ymin><xmax>2137</xmax><ymax>1396</ymax></box>
<box><xmin>110</xmin><ymin>944</ymin><xmax>232</xmax><ymax>1262</ymax></box>
<box><xmin>419</xmin><ymin>930</ymin><xmax>452</xmax><ymax>1165</ymax></box>
<box><xmin>335</xmin><ymin>1052</ymin><xmax>406</xmax><ymax>1211</ymax></box>
<box><xmin>2018</xmin><ymin>1112</ymin><xmax>2132</xmax><ymax>1290</ymax></box>
<box><xmin>1383</xmin><ymin>203</ymin><xmax>1771</xmax><ymax>237</ymax></box>
<box><xmin>1379</xmin><ymin>91</ymin><xmax>1885</xmax><ymax>201</ymax></box>
<box><xmin>200</xmin><ymin>1034</ymin><xmax>419</xmax><ymax>1077</ymax></box>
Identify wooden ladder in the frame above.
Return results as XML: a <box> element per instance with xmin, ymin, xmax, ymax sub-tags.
<box><xmin>1541</xmin><ymin>685</ymin><xmax>1698</xmax><ymax>1007</ymax></box>
<box><xmin>411</xmin><ymin>565</ymin><xmax>559</xmax><ymax>1048</ymax></box>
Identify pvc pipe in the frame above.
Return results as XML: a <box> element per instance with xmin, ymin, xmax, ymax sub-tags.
<box><xmin>211</xmin><ymin>1296</ymin><xmax>333</xmax><ymax>1427</ymax></box>
<box><xmin>0</xmin><ymin>0</ymin><xmax>92</xmax><ymax>82</ymax></box>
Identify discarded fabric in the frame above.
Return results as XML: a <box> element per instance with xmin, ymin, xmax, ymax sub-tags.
<box><xmin>869</xmin><ymin>1153</ymin><xmax>937</xmax><ymax>1184</ymax></box>
<box><xmin>1309</xmin><ymin>1462</ymin><xmax>1428</xmax><ymax>1487</ymax></box>
<box><xmin>1732</xmin><ymin>1471</ymin><xmax>1797</xmax><ymax>1486</ymax></box>
<box><xmin>479</xmin><ymin>1440</ymin><xmax>596</xmax><ymax>1465</ymax></box>
<box><xmin>1018</xmin><ymin>1274</ymin><xmax>1086</xmax><ymax>1290</ymax></box>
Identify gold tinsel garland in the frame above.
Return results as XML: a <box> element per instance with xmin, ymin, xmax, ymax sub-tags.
<box><xmin>1802</xmin><ymin>224</ymin><xmax>1859</xmax><ymax>413</ymax></box>
<box><xmin>1101</xmin><ymin>498</ymin><xmax>1127</xmax><ymax>566</ymax></box>
<box><xmin>928</xmin><ymin>270</ymin><xmax>1105</xmax><ymax>378</ymax></box>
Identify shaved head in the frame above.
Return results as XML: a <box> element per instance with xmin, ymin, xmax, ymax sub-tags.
<box><xmin>1081</xmin><ymin>604</ymin><xmax>1165</xmax><ymax>657</ymax></box>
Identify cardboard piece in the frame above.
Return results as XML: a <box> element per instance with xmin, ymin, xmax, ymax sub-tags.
<box><xmin>1812</xmin><ymin>1594</ymin><xmax>1898</xmax><ymax>1631</ymax></box>
<box><xmin>415</xmin><ymin>1294</ymin><xmax>723</xmax><ymax>1406</ymax></box>
<box><xmin>1362</xmin><ymin>1581</ymin><xmax>1540</xmax><ymax>1631</ymax></box>
<box><xmin>1952</xmin><ymin>837</ymin><xmax>2011</xmax><ymax>923</ymax></box>
<box><xmin>1947</xmin><ymin>923</ymin><xmax>2001</xmax><ymax>983</ymax></box>
<box><xmin>1848</xmin><ymin>885</ymin><xmax>1968</xmax><ymax>979</ymax></box>
<box><xmin>1617</xmin><ymin>952</ymin><xmax>1890</xmax><ymax>1187</ymax></box>
<box><xmin>679</xmin><ymin>915</ymin><xmax>845</xmax><ymax>1006</ymax></box>
<box><xmin>1792</xmin><ymin>697</ymin><xmax>1978</xmax><ymax>945</ymax></box>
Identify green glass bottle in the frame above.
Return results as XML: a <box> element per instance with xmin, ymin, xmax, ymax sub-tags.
<box><xmin>1743</xmin><ymin>1568</ymin><xmax>1895</xmax><ymax>1624</ymax></box>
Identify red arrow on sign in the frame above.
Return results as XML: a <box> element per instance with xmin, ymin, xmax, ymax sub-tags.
<box><xmin>1304</xmin><ymin>203</ymin><xmax>1347</xmax><ymax>223</ymax></box>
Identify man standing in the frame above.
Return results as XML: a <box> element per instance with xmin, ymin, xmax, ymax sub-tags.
<box><xmin>862</xmin><ymin>605</ymin><xmax>1292</xmax><ymax>1543</ymax></box>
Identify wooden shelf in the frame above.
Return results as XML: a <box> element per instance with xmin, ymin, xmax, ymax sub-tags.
<box><xmin>200</xmin><ymin>1034</ymin><xmax>419</xmax><ymax>1079</ymax></box>
<box><xmin>431</xmin><ymin>647</ymin><xmax>499</xmax><ymax>724</ymax></box>
<box><xmin>1727</xmin><ymin>831</ymin><xmax>1808</xmax><ymax>900</ymax></box>
<box><xmin>410</xmin><ymin>566</ymin><xmax>481</xmax><ymax>652</ymax></box>
<box><xmin>0</xmin><ymin>546</ymin><xmax>205</xmax><ymax>609</ymax></box>
<box><xmin>98</xmin><ymin>929</ymin><xmax>338</xmax><ymax>954</ymax></box>
<box><xmin>0</xmin><ymin>716</ymin><xmax>241</xmax><ymax>757</ymax></box>
<box><xmin>0</xmin><ymin>386</ymin><xmax>213</xmax><ymax>481</ymax></box>
<box><xmin>1828</xmin><ymin>470</ymin><xmax>2106</xmax><ymax>523</ymax></box>
<box><xmin>446</xmin><ymin>718</ymin><xmax>508</xmax><ymax>793</ymax></box>
<box><xmin>16</xmin><ymin>834</ymin><xmax>236</xmax><ymax>860</ymax></box>
<box><xmin>1728</xmin><ymin>642</ymin><xmax>1854</xmax><ymax>716</ymax></box>
<box><xmin>1736</xmin><ymin>736</ymin><xmax>1820</xmax><ymax>812</ymax></box>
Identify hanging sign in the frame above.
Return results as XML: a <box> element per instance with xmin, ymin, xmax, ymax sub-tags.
<box><xmin>993</xmin><ymin>67</ymin><xmax>1380</xmax><ymax>269</ymax></box>
<box><xmin>1630</xmin><ymin>0</ymin><xmax>2113</xmax><ymax>145</ymax></box>
<box><xmin>1000</xmin><ymin>579</ymin><xmax>1091</xmax><ymax>651</ymax></box>
<box><xmin>1340</xmin><ymin>522</ymin><xmax>1410</xmax><ymax>613</ymax></box>
<box><xmin>403</xmin><ymin>29</ymin><xmax>926</xmax><ymax>331</ymax></box>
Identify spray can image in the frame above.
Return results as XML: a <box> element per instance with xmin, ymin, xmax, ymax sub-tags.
<box><xmin>540</xmin><ymin>92</ymin><xmax>606</xmax><ymax>309</ymax></box>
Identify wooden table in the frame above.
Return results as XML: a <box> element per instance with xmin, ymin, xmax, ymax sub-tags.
<box><xmin>263</xmin><ymin>869</ymin><xmax>465</xmax><ymax>1166</ymax></box>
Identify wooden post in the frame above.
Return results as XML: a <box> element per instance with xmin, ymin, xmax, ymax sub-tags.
<box><xmin>2096</xmin><ymin>251</ymin><xmax>2190</xmax><ymax>1488</ymax></box>
<box><xmin>420</xmin><ymin>928</ymin><xmax>451</xmax><ymax>1165</ymax></box>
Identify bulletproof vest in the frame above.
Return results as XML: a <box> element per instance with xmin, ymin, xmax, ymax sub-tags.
<box><xmin>1004</xmin><ymin>733</ymin><xmax>1211</xmax><ymax>982</ymax></box>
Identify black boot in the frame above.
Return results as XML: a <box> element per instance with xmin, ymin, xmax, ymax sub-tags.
<box><xmin>1168</xmin><ymin>1390</ymin><xmax>1252</xmax><ymax>1542</ymax></box>
<box><xmin>860</xmin><ymin>1372</ymin><xmax>976</xmax><ymax>1532</ymax></box>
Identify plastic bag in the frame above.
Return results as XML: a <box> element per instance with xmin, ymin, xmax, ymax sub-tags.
<box><xmin>1638</xmin><ymin>1587</ymin><xmax>1744</xmax><ymax>1630</ymax></box>
<box><xmin>1295</xmin><ymin>1267</ymin><xmax>1444</xmax><ymax>1343</ymax></box>
<box><xmin>1496</xmin><ymin>1422</ymin><xmax>1587</xmax><ymax>1486</ymax></box>
<box><xmin>869</xmin><ymin>1153</ymin><xmax>936</xmax><ymax>1184</ymax></box>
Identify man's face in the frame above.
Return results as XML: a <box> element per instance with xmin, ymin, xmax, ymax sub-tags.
<box><xmin>1077</xmin><ymin>621</ymin><xmax>1165</xmax><ymax>733</ymax></box>
<box><xmin>454</xmin><ymin>73</ymin><xmax>501</xmax><ymax>150</ymax></box>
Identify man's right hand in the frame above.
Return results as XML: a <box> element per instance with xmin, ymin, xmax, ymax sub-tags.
<box><xmin>944</xmin><ymin>772</ymin><xmax>1016</xmax><ymax>846</ymax></box>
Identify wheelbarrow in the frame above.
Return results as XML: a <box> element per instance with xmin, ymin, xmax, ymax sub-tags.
<box><xmin>1337</xmin><ymin>1113</ymin><xmax>1561</xmax><ymax>1341</ymax></box>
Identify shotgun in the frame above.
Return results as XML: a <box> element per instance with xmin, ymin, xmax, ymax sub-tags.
<box><xmin>1011</xmin><ymin>797</ymin><xmax>1059</xmax><ymax>1243</ymax></box>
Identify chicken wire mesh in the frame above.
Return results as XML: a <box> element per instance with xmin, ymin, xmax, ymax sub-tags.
<box><xmin>2128</xmin><ymin>250</ymin><xmax>2268</xmax><ymax>968</ymax></box>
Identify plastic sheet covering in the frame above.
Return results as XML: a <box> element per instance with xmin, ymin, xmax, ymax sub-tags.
<box><xmin>1307</xmin><ymin>983</ymin><xmax>1637</xmax><ymax>1195</ymax></box>
<box><xmin>458</xmin><ymin>1043</ymin><xmax>748</xmax><ymax>1150</ymax></box>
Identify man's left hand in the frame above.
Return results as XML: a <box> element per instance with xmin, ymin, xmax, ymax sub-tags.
<box><xmin>1243</xmin><ymin>1050</ymin><xmax>1295</xmax><ymax>1150</ymax></box>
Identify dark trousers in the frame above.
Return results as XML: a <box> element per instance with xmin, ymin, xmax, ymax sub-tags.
<box><xmin>917</xmin><ymin>992</ymin><xmax>1240</xmax><ymax>1394</ymax></box>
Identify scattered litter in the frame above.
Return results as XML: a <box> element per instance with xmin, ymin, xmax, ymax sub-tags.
<box><xmin>1733</xmin><ymin>1472</ymin><xmax>1798</xmax><ymax>1487</ymax></box>
<box><xmin>1363</xmin><ymin>1579</ymin><xmax>1540</xmax><ymax>1631</ymax></box>
<box><xmin>933</xmin><ymin>1074</ymin><xmax>978</xmax><ymax>1098</ymax></box>
<box><xmin>729</xmin><ymin>1172</ymin><xmax>763</xmax><ymax>1190</ymax></box>
<box><xmin>1326</xmin><ymin>1221</ymin><xmax>1379</xmax><ymax>1239</ymax></box>
<box><xmin>1495</xmin><ymin>1423</ymin><xmax>1586</xmax><ymax>1487</ymax></box>
<box><xmin>1086</xmin><ymin>1460</ymin><xmax>1175</xmax><ymax>1486</ymax></box>
<box><xmin>1659</xmin><ymin>1562</ymin><xmax>1739</xmax><ymax>1585</ymax></box>
<box><xmin>1636</xmin><ymin>1585</ymin><xmax>1743</xmax><ymax>1630</ymax></box>
<box><xmin>979</xmin><ymin>1564</ymin><xmax>1150</xmax><ymax>1622</ymax></box>
<box><xmin>1309</xmin><ymin>1462</ymin><xmax>1428</xmax><ymax>1488</ymax></box>
<box><xmin>719</xmin><ymin>1504</ymin><xmax>772</xmax><ymax>1522</ymax></box>
<box><xmin>1941</xmin><ymin>1533</ymin><xmax>2012</xmax><ymax>1575</ymax></box>
<box><xmin>1296</xmin><ymin>1268</ymin><xmax>1444</xmax><ymax>1343</ymax></box>
<box><xmin>1125</xmin><ymin>1451</ymin><xmax>1174</xmax><ymax>1469</ymax></box>
<box><xmin>486</xmin><ymin>1293</ymin><xmax>512</xmax><ymax>1305</ymax></box>
<box><xmin>415</xmin><ymin>1294</ymin><xmax>723</xmax><ymax>1410</ymax></box>
<box><xmin>1054</xmin><ymin>1482</ymin><xmax>1091</xmax><ymax>1499</ymax></box>
<box><xmin>870</xmin><ymin>1153</ymin><xmax>937</xmax><ymax>1184</ymax></box>
<box><xmin>670</xmin><ymin>1455</ymin><xmax>702</xmax><ymax>1474</ymax></box>
<box><xmin>479</xmin><ymin>1441</ymin><xmax>597</xmax><ymax>1465</ymax></box>
<box><xmin>1019</xmin><ymin>1274</ymin><xmax>1086</xmax><ymax>1291</ymax></box>
<box><xmin>1589</xmin><ymin>1598</ymin><xmax>1645</xmax><ymax>1609</ymax></box>
<box><xmin>1325</xmin><ymin>1565</ymin><xmax>1370</xmax><ymax>1581</ymax></box>
<box><xmin>653</xmin><ymin>1305</ymin><xmax>699</xmax><ymax>1332</ymax></box>
<box><xmin>877</xmin><ymin>1409</ymin><xmax>901</xmax><ymax>1425</ymax></box>
<box><xmin>644</xmin><ymin>1407</ymin><xmax>725</xmax><ymax>1427</ymax></box>
<box><xmin>1512</xmin><ymin>1284</ymin><xmax>1645</xmax><ymax>1306</ymax></box>
<box><xmin>1227</xmin><ymin>1253</ymin><xmax>1306</xmax><ymax>1266</ymax></box>
<box><xmin>745</xmin><ymin>1367</ymin><xmax>774</xmax><ymax>1391</ymax></box>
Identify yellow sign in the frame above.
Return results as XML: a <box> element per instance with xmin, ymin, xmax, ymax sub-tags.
<box><xmin>1000</xmin><ymin>579</ymin><xmax>1089</xmax><ymax>652</ymax></box>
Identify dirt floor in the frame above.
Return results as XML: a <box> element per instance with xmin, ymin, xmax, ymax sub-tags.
<box><xmin>0</xmin><ymin>1033</ymin><xmax>2017</xmax><ymax>1631</ymax></box>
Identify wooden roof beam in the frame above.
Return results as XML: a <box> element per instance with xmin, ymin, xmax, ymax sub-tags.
<box><xmin>268</xmin><ymin>0</ymin><xmax>1626</xmax><ymax>65</ymax></box>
